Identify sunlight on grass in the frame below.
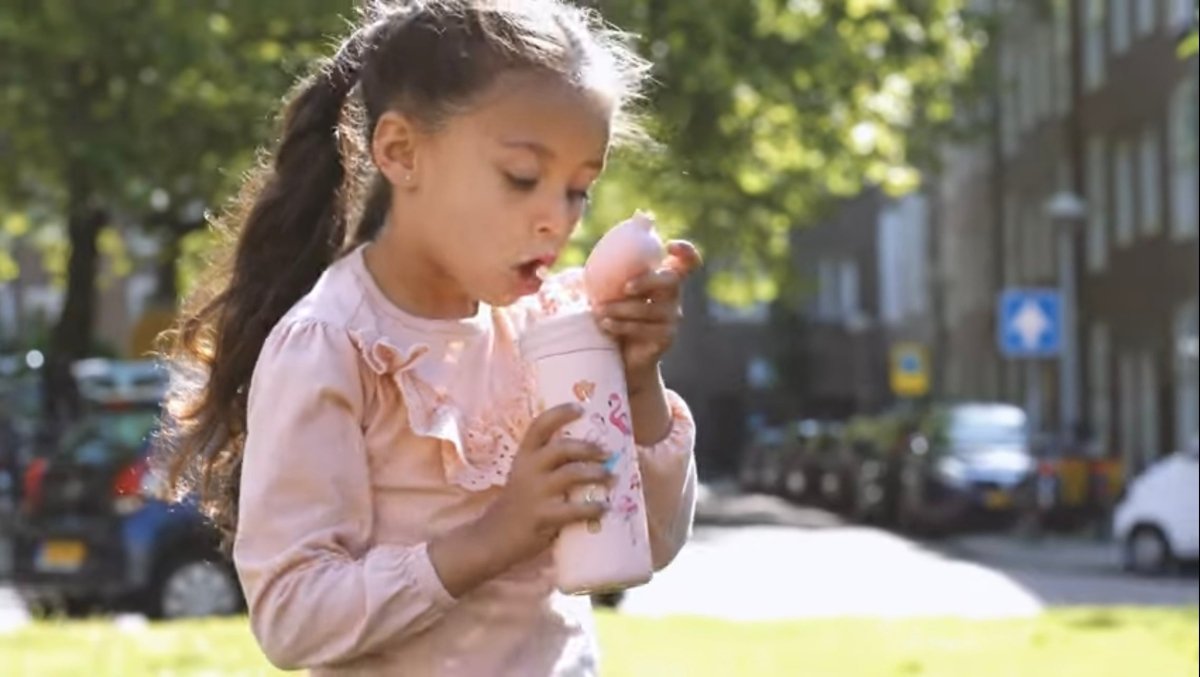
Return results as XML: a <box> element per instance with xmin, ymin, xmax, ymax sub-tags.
<box><xmin>0</xmin><ymin>608</ymin><xmax>1195</xmax><ymax>676</ymax></box>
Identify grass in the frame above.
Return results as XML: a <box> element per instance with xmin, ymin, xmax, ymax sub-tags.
<box><xmin>0</xmin><ymin>608</ymin><xmax>1196</xmax><ymax>676</ymax></box>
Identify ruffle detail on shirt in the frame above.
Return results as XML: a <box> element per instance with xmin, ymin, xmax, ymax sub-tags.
<box><xmin>348</xmin><ymin>328</ymin><xmax>534</xmax><ymax>492</ymax></box>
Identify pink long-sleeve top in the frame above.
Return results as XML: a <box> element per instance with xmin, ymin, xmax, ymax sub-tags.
<box><xmin>233</xmin><ymin>244</ymin><xmax>697</xmax><ymax>675</ymax></box>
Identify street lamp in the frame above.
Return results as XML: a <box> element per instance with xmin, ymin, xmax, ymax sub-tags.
<box><xmin>1045</xmin><ymin>190</ymin><xmax>1087</xmax><ymax>441</ymax></box>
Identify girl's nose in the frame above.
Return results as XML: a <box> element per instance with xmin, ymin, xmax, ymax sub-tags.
<box><xmin>534</xmin><ymin>198</ymin><xmax>576</xmax><ymax>239</ymax></box>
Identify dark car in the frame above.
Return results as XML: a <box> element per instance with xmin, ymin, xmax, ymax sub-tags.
<box><xmin>10</xmin><ymin>400</ymin><xmax>243</xmax><ymax>619</ymax></box>
<box><xmin>845</xmin><ymin>403</ymin><xmax>1035</xmax><ymax>534</ymax></box>
<box><xmin>896</xmin><ymin>403</ymin><xmax>1034</xmax><ymax>533</ymax></box>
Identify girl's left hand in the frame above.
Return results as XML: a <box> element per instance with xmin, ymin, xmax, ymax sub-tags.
<box><xmin>593</xmin><ymin>240</ymin><xmax>703</xmax><ymax>386</ymax></box>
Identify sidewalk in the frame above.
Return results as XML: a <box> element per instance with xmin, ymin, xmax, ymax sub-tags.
<box><xmin>945</xmin><ymin>533</ymin><xmax>1122</xmax><ymax>574</ymax></box>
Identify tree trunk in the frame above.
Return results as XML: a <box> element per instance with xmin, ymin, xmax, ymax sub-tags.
<box><xmin>42</xmin><ymin>187</ymin><xmax>105</xmax><ymax>424</ymax></box>
<box><xmin>155</xmin><ymin>227</ymin><xmax>182</xmax><ymax>304</ymax></box>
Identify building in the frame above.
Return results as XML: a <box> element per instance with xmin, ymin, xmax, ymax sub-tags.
<box><xmin>937</xmin><ymin>0</ymin><xmax>1198</xmax><ymax>473</ymax></box>
<box><xmin>784</xmin><ymin>189</ymin><xmax>935</xmax><ymax>418</ymax></box>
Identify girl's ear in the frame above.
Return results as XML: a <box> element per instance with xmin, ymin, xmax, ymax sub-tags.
<box><xmin>372</xmin><ymin>111</ymin><xmax>421</xmax><ymax>191</ymax></box>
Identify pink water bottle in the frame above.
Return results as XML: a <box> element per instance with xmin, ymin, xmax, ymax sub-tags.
<box><xmin>519</xmin><ymin>212</ymin><xmax>666</xmax><ymax>595</ymax></box>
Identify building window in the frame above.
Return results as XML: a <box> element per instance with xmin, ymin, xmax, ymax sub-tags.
<box><xmin>1171</xmin><ymin>0</ymin><xmax>1196</xmax><ymax>31</ymax></box>
<box><xmin>1053</xmin><ymin>0</ymin><xmax>1072</xmax><ymax>115</ymax></box>
<box><xmin>1090</xmin><ymin>324</ymin><xmax>1112</xmax><ymax>456</ymax></box>
<box><xmin>1086</xmin><ymin>137</ymin><xmax>1110</xmax><ymax>271</ymax></box>
<box><xmin>1139</xmin><ymin>123</ymin><xmax>1163</xmax><ymax>236</ymax></box>
<box><xmin>1110</xmin><ymin>0</ymin><xmax>1132</xmax><ymax>55</ymax></box>
<box><xmin>817</xmin><ymin>258</ymin><xmax>862</xmax><ymax>325</ymax></box>
<box><xmin>1176</xmin><ymin>301</ymin><xmax>1199</xmax><ymax>450</ymax></box>
<box><xmin>1114</xmin><ymin>140</ymin><xmax>1136</xmax><ymax>246</ymax></box>
<box><xmin>1136</xmin><ymin>0</ymin><xmax>1157</xmax><ymax>35</ymax></box>
<box><xmin>817</xmin><ymin>259</ymin><xmax>838</xmax><ymax>320</ymax></box>
<box><xmin>1170</xmin><ymin>76</ymin><xmax>1199</xmax><ymax>239</ymax></box>
<box><xmin>1113</xmin><ymin>141</ymin><xmax>1132</xmax><ymax>247</ymax></box>
<box><xmin>838</xmin><ymin>260</ymin><xmax>861</xmax><ymax>321</ymax></box>
<box><xmin>1085</xmin><ymin>0</ymin><xmax>1107</xmax><ymax>91</ymax></box>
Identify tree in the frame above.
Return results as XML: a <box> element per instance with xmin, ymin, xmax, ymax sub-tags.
<box><xmin>0</xmin><ymin>0</ymin><xmax>351</xmax><ymax>418</ymax></box>
<box><xmin>2</xmin><ymin>0</ymin><xmax>985</xmax><ymax>417</ymax></box>
<box><xmin>582</xmin><ymin>0</ymin><xmax>986</xmax><ymax>304</ymax></box>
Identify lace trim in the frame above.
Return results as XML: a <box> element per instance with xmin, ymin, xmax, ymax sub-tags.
<box><xmin>348</xmin><ymin>329</ymin><xmax>535</xmax><ymax>492</ymax></box>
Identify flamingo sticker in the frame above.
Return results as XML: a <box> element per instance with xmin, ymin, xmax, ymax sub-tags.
<box><xmin>614</xmin><ymin>494</ymin><xmax>641</xmax><ymax>546</ymax></box>
<box><xmin>607</xmin><ymin>393</ymin><xmax>632</xmax><ymax>436</ymax></box>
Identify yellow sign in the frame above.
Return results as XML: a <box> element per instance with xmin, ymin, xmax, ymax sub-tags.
<box><xmin>890</xmin><ymin>343</ymin><xmax>929</xmax><ymax>397</ymax></box>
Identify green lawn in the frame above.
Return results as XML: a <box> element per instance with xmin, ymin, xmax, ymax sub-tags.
<box><xmin>0</xmin><ymin>608</ymin><xmax>1196</xmax><ymax>676</ymax></box>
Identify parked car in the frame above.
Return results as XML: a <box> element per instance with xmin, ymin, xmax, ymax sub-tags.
<box><xmin>845</xmin><ymin>403</ymin><xmax>1034</xmax><ymax>534</ymax></box>
<box><xmin>906</xmin><ymin>403</ymin><xmax>1034</xmax><ymax>532</ymax></box>
<box><xmin>1113</xmin><ymin>440</ymin><xmax>1200</xmax><ymax>575</ymax></box>
<box><xmin>843</xmin><ymin>411</ymin><xmax>912</xmax><ymax>525</ymax></box>
<box><xmin>10</xmin><ymin>365</ymin><xmax>242</xmax><ymax>619</ymax></box>
<box><xmin>777</xmin><ymin>420</ymin><xmax>855</xmax><ymax>511</ymax></box>
<box><xmin>737</xmin><ymin>424</ymin><xmax>790</xmax><ymax>493</ymax></box>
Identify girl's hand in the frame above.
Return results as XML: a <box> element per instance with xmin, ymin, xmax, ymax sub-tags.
<box><xmin>593</xmin><ymin>240</ymin><xmax>702</xmax><ymax>387</ymax></box>
<box><xmin>480</xmin><ymin>403</ymin><xmax>613</xmax><ymax>567</ymax></box>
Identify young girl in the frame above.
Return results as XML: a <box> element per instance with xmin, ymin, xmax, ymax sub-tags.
<box><xmin>159</xmin><ymin>1</ymin><xmax>700</xmax><ymax>674</ymax></box>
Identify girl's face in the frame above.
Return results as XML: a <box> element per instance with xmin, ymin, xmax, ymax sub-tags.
<box><xmin>373</xmin><ymin>70</ymin><xmax>612</xmax><ymax>315</ymax></box>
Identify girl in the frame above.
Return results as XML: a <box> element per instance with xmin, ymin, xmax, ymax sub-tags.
<box><xmin>159</xmin><ymin>1</ymin><xmax>700</xmax><ymax>674</ymax></box>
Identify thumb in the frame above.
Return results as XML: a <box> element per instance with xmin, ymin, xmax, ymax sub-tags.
<box><xmin>521</xmin><ymin>402</ymin><xmax>584</xmax><ymax>453</ymax></box>
<box><xmin>663</xmin><ymin>240</ymin><xmax>702</xmax><ymax>277</ymax></box>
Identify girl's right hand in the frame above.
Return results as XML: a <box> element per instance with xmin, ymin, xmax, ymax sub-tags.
<box><xmin>482</xmin><ymin>402</ymin><xmax>613</xmax><ymax>567</ymax></box>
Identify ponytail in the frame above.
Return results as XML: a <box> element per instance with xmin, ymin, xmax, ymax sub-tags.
<box><xmin>156</xmin><ymin>34</ymin><xmax>368</xmax><ymax>544</ymax></box>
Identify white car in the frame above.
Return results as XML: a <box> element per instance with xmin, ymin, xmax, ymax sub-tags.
<box><xmin>1113</xmin><ymin>441</ymin><xmax>1200</xmax><ymax>574</ymax></box>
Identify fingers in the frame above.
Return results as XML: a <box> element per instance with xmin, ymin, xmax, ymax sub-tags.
<box><xmin>665</xmin><ymin>240</ymin><xmax>702</xmax><ymax>275</ymax></box>
<box><xmin>598</xmin><ymin>318</ymin><xmax>677</xmax><ymax>346</ymax></box>
<box><xmin>520</xmin><ymin>402</ymin><xmax>584</xmax><ymax>454</ymax></box>
<box><xmin>535</xmin><ymin>438</ymin><xmax>610</xmax><ymax>472</ymax></box>
<box><xmin>546</xmin><ymin>460</ymin><xmax>613</xmax><ymax>497</ymax></box>
<box><xmin>622</xmin><ymin>268</ymin><xmax>683</xmax><ymax>301</ymax></box>
<box><xmin>595</xmin><ymin>297</ymin><xmax>681</xmax><ymax>324</ymax></box>
<box><xmin>544</xmin><ymin>499</ymin><xmax>608</xmax><ymax>527</ymax></box>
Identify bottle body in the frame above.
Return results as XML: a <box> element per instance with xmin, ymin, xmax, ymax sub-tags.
<box><xmin>519</xmin><ymin>312</ymin><xmax>653</xmax><ymax>595</ymax></box>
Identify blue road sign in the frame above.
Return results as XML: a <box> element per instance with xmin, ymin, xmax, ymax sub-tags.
<box><xmin>998</xmin><ymin>289</ymin><xmax>1062</xmax><ymax>358</ymax></box>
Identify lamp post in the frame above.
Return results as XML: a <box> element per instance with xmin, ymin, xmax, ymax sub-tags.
<box><xmin>1045</xmin><ymin>191</ymin><xmax>1087</xmax><ymax>441</ymax></box>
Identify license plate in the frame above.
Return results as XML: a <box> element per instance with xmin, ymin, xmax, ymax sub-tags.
<box><xmin>983</xmin><ymin>490</ymin><xmax>1011</xmax><ymax>509</ymax></box>
<box><xmin>35</xmin><ymin>540</ymin><xmax>87</xmax><ymax>573</ymax></box>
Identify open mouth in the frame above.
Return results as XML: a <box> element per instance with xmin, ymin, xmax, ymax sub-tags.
<box><xmin>516</xmin><ymin>259</ymin><xmax>550</xmax><ymax>281</ymax></box>
<box><xmin>515</xmin><ymin>254</ymin><xmax>556</xmax><ymax>288</ymax></box>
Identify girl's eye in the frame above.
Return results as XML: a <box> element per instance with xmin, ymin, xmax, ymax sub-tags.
<box><xmin>568</xmin><ymin>189</ymin><xmax>591</xmax><ymax>204</ymax></box>
<box><xmin>505</xmin><ymin>174</ymin><xmax>539</xmax><ymax>192</ymax></box>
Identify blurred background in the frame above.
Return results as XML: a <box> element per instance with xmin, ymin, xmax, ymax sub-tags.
<box><xmin>1</xmin><ymin>1</ymin><xmax>1198</xmax><ymax>675</ymax></box>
